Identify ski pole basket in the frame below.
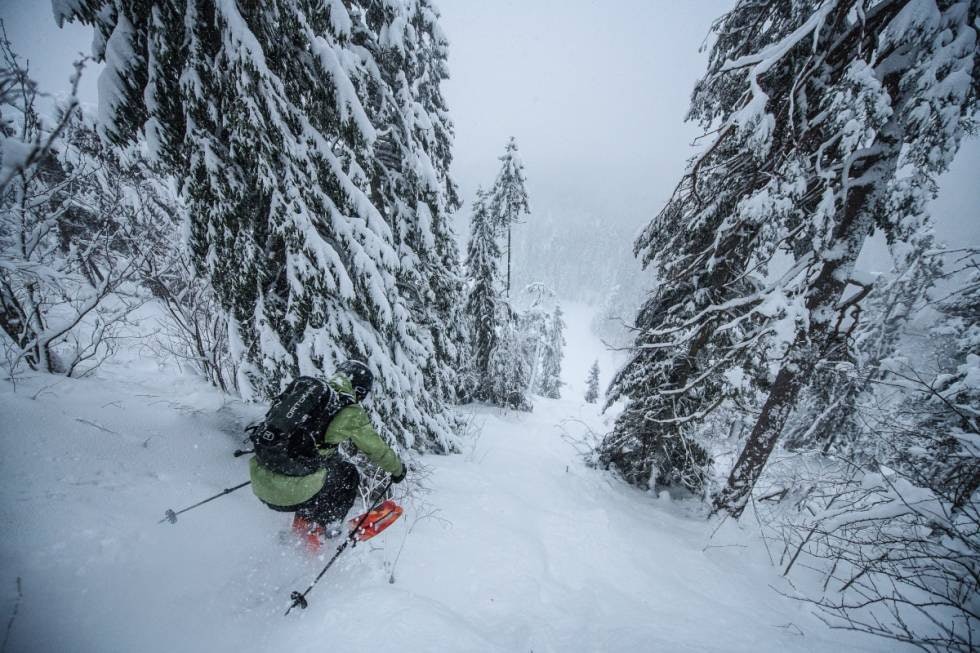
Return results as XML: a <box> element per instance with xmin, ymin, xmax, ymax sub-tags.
<box><xmin>285</xmin><ymin>480</ymin><xmax>397</xmax><ymax>615</ymax></box>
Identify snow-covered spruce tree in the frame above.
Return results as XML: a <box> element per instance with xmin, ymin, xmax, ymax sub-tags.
<box><xmin>597</xmin><ymin>280</ymin><xmax>717</xmax><ymax>493</ymax></box>
<box><xmin>487</xmin><ymin>137</ymin><xmax>530</xmax><ymax>297</ymax></box>
<box><xmin>488</xmin><ymin>301</ymin><xmax>532</xmax><ymax>411</ymax></box>
<box><xmin>536</xmin><ymin>304</ymin><xmax>565</xmax><ymax>399</ymax></box>
<box><xmin>782</xmin><ymin>226</ymin><xmax>942</xmax><ymax>454</ymax></box>
<box><xmin>711</xmin><ymin>0</ymin><xmax>979</xmax><ymax>517</ymax></box>
<box><xmin>598</xmin><ymin>0</ymin><xmax>978</xmax><ymax>504</ymax></box>
<box><xmin>362</xmin><ymin>0</ymin><xmax>469</xmax><ymax>408</ymax></box>
<box><xmin>517</xmin><ymin>281</ymin><xmax>551</xmax><ymax>393</ymax></box>
<box><xmin>463</xmin><ymin>188</ymin><xmax>501</xmax><ymax>402</ymax></box>
<box><xmin>57</xmin><ymin>1</ymin><xmax>464</xmax><ymax>451</ymax></box>
<box><xmin>585</xmin><ymin>360</ymin><xmax>600</xmax><ymax>404</ymax></box>
<box><xmin>594</xmin><ymin>24</ymin><xmax>779</xmax><ymax>494</ymax></box>
<box><xmin>463</xmin><ymin>191</ymin><xmax>531</xmax><ymax>410</ymax></box>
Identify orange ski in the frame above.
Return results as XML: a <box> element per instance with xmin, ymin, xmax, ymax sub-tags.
<box><xmin>348</xmin><ymin>499</ymin><xmax>403</xmax><ymax>541</ymax></box>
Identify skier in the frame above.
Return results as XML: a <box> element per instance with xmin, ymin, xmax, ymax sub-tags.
<box><xmin>249</xmin><ymin>360</ymin><xmax>406</xmax><ymax>551</ymax></box>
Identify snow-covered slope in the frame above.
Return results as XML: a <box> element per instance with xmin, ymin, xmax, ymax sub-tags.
<box><xmin>0</xmin><ymin>307</ymin><xmax>898</xmax><ymax>653</ymax></box>
<box><xmin>560</xmin><ymin>301</ymin><xmax>622</xmax><ymax>402</ymax></box>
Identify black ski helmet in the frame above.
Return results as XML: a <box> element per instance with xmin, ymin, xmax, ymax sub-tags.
<box><xmin>337</xmin><ymin>359</ymin><xmax>373</xmax><ymax>401</ymax></box>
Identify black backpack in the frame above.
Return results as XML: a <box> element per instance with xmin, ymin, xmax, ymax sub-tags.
<box><xmin>248</xmin><ymin>376</ymin><xmax>353</xmax><ymax>476</ymax></box>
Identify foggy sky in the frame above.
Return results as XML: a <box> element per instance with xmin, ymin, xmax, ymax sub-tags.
<box><xmin>3</xmin><ymin>0</ymin><xmax>977</xmax><ymax>271</ymax></box>
<box><xmin>439</xmin><ymin>0</ymin><xmax>730</xmax><ymax>233</ymax></box>
<box><xmin>436</xmin><ymin>0</ymin><xmax>980</xmax><ymax>270</ymax></box>
<box><xmin>1</xmin><ymin>1</ymin><xmax>101</xmax><ymax>109</ymax></box>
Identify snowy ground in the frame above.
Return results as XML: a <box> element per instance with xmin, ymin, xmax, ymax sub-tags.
<box><xmin>0</xmin><ymin>303</ymin><xmax>901</xmax><ymax>652</ymax></box>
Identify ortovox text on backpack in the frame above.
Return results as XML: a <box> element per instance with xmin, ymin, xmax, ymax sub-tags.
<box><xmin>249</xmin><ymin>377</ymin><xmax>353</xmax><ymax>476</ymax></box>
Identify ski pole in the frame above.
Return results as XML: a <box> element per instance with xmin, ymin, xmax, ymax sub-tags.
<box><xmin>286</xmin><ymin>479</ymin><xmax>393</xmax><ymax>615</ymax></box>
<box><xmin>159</xmin><ymin>481</ymin><xmax>251</xmax><ymax>525</ymax></box>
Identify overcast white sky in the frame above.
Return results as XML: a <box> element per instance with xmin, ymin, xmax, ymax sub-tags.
<box><xmin>3</xmin><ymin>0</ymin><xmax>977</xmax><ymax>266</ymax></box>
<box><xmin>438</xmin><ymin>0</ymin><xmax>732</xmax><ymax>232</ymax></box>
<box><xmin>435</xmin><ymin>0</ymin><xmax>979</xmax><ymax>267</ymax></box>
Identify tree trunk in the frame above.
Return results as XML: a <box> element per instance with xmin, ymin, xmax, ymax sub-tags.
<box><xmin>709</xmin><ymin>25</ymin><xmax>922</xmax><ymax>517</ymax></box>
<box><xmin>506</xmin><ymin>224</ymin><xmax>511</xmax><ymax>297</ymax></box>
<box><xmin>712</xmin><ymin>348</ymin><xmax>819</xmax><ymax>517</ymax></box>
<box><xmin>712</xmin><ymin>153</ymin><xmax>893</xmax><ymax>518</ymax></box>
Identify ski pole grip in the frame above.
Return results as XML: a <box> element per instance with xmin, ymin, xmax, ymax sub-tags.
<box><xmin>233</xmin><ymin>449</ymin><xmax>253</xmax><ymax>458</ymax></box>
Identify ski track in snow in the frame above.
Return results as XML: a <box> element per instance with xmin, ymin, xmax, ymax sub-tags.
<box><xmin>0</xmin><ymin>303</ymin><xmax>901</xmax><ymax>652</ymax></box>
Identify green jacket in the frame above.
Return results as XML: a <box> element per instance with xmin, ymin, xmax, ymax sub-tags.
<box><xmin>250</xmin><ymin>374</ymin><xmax>404</xmax><ymax>507</ymax></box>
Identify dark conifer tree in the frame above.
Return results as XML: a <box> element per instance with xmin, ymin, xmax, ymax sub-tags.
<box><xmin>488</xmin><ymin>303</ymin><xmax>532</xmax><ymax>411</ymax></box>
<box><xmin>710</xmin><ymin>0</ymin><xmax>979</xmax><ymax>517</ymax></box>
<box><xmin>536</xmin><ymin>305</ymin><xmax>565</xmax><ymax>399</ymax></box>
<box><xmin>363</xmin><ymin>0</ymin><xmax>469</xmax><ymax>416</ymax></box>
<box><xmin>585</xmin><ymin>361</ymin><xmax>600</xmax><ymax>404</ymax></box>
<box><xmin>463</xmin><ymin>188</ymin><xmax>532</xmax><ymax>411</ymax></box>
<box><xmin>597</xmin><ymin>0</ymin><xmax>979</xmax><ymax>508</ymax></box>
<box><xmin>487</xmin><ymin>137</ymin><xmax>530</xmax><ymax>297</ymax></box>
<box><xmin>464</xmin><ymin>189</ymin><xmax>501</xmax><ymax>401</ymax></box>
<box><xmin>57</xmin><ymin>0</ymin><xmax>467</xmax><ymax>451</ymax></box>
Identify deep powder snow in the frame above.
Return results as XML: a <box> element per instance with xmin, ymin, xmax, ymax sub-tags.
<box><xmin>0</xmin><ymin>303</ymin><xmax>900</xmax><ymax>652</ymax></box>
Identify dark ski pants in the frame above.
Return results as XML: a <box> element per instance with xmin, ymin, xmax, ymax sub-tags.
<box><xmin>265</xmin><ymin>458</ymin><xmax>360</xmax><ymax>526</ymax></box>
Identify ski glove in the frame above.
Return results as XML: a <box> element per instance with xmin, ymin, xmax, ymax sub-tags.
<box><xmin>391</xmin><ymin>467</ymin><xmax>407</xmax><ymax>484</ymax></box>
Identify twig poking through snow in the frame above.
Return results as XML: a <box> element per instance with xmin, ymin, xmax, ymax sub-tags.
<box><xmin>775</xmin><ymin>622</ymin><xmax>805</xmax><ymax>637</ymax></box>
<box><xmin>75</xmin><ymin>418</ymin><xmax>119</xmax><ymax>435</ymax></box>
<box><xmin>30</xmin><ymin>382</ymin><xmax>61</xmax><ymax>401</ymax></box>
<box><xmin>386</xmin><ymin>504</ymin><xmax>445</xmax><ymax>584</ymax></box>
<box><xmin>557</xmin><ymin>417</ymin><xmax>601</xmax><ymax>458</ymax></box>
<box><xmin>701</xmin><ymin>513</ymin><xmax>730</xmax><ymax>553</ymax></box>
<box><xmin>1</xmin><ymin>577</ymin><xmax>22</xmax><ymax>653</ymax></box>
